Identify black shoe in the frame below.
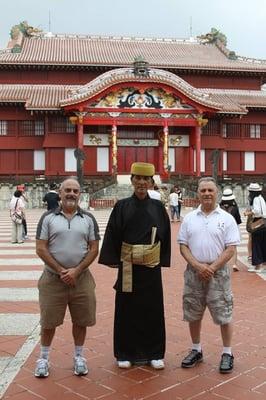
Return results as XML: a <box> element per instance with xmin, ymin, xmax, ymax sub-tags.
<box><xmin>219</xmin><ymin>353</ymin><xmax>234</xmax><ymax>374</ymax></box>
<box><xmin>181</xmin><ymin>349</ymin><xmax>203</xmax><ymax>368</ymax></box>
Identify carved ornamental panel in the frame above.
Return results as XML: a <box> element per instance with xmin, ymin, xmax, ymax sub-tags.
<box><xmin>91</xmin><ymin>88</ymin><xmax>194</xmax><ymax>110</ymax></box>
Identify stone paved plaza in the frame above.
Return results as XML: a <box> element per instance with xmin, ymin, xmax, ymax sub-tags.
<box><xmin>0</xmin><ymin>208</ymin><xmax>265</xmax><ymax>400</ymax></box>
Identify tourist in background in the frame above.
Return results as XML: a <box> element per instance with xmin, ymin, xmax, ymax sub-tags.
<box><xmin>148</xmin><ymin>178</ymin><xmax>161</xmax><ymax>201</ymax></box>
<box><xmin>20</xmin><ymin>186</ymin><xmax>29</xmax><ymax>240</ymax></box>
<box><xmin>246</xmin><ymin>183</ymin><xmax>266</xmax><ymax>272</ymax></box>
<box><xmin>9</xmin><ymin>190</ymin><xmax>25</xmax><ymax>244</ymax></box>
<box><xmin>220</xmin><ymin>188</ymin><xmax>242</xmax><ymax>271</ymax></box>
<box><xmin>169</xmin><ymin>186</ymin><xmax>180</xmax><ymax>222</ymax></box>
<box><xmin>159</xmin><ymin>186</ymin><xmax>169</xmax><ymax>208</ymax></box>
<box><xmin>175</xmin><ymin>186</ymin><xmax>183</xmax><ymax>218</ymax></box>
<box><xmin>43</xmin><ymin>182</ymin><xmax>60</xmax><ymax>210</ymax></box>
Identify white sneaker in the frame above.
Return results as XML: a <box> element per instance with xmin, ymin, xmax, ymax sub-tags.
<box><xmin>117</xmin><ymin>360</ymin><xmax>132</xmax><ymax>369</ymax></box>
<box><xmin>74</xmin><ymin>356</ymin><xmax>88</xmax><ymax>375</ymax></box>
<box><xmin>150</xmin><ymin>359</ymin><xmax>165</xmax><ymax>369</ymax></box>
<box><xmin>34</xmin><ymin>358</ymin><xmax>49</xmax><ymax>377</ymax></box>
<box><xmin>247</xmin><ymin>267</ymin><xmax>256</xmax><ymax>272</ymax></box>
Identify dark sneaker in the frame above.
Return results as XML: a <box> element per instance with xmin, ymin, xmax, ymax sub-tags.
<box><xmin>181</xmin><ymin>349</ymin><xmax>203</xmax><ymax>368</ymax></box>
<box><xmin>219</xmin><ymin>353</ymin><xmax>234</xmax><ymax>374</ymax></box>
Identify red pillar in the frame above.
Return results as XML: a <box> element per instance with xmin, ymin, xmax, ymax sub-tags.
<box><xmin>195</xmin><ymin>125</ymin><xmax>201</xmax><ymax>177</ymax></box>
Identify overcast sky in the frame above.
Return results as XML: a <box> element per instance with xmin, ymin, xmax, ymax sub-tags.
<box><xmin>0</xmin><ymin>0</ymin><xmax>266</xmax><ymax>59</ymax></box>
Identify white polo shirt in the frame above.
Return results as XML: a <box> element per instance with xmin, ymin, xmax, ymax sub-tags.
<box><xmin>169</xmin><ymin>192</ymin><xmax>179</xmax><ymax>206</ymax></box>
<box><xmin>178</xmin><ymin>205</ymin><xmax>240</xmax><ymax>263</ymax></box>
<box><xmin>148</xmin><ymin>190</ymin><xmax>161</xmax><ymax>201</ymax></box>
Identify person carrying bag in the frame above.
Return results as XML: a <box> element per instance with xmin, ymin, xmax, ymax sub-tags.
<box><xmin>10</xmin><ymin>199</ymin><xmax>23</xmax><ymax>224</ymax></box>
<box><xmin>246</xmin><ymin>183</ymin><xmax>266</xmax><ymax>272</ymax></box>
<box><xmin>246</xmin><ymin>195</ymin><xmax>266</xmax><ymax>233</ymax></box>
<box><xmin>9</xmin><ymin>190</ymin><xmax>25</xmax><ymax>244</ymax></box>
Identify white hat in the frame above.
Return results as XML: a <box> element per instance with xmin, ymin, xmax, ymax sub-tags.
<box><xmin>221</xmin><ymin>188</ymin><xmax>235</xmax><ymax>201</ymax></box>
<box><xmin>247</xmin><ymin>183</ymin><xmax>262</xmax><ymax>192</ymax></box>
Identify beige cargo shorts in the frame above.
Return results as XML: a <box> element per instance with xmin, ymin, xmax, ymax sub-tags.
<box><xmin>183</xmin><ymin>264</ymin><xmax>233</xmax><ymax>325</ymax></box>
<box><xmin>38</xmin><ymin>268</ymin><xmax>96</xmax><ymax>329</ymax></box>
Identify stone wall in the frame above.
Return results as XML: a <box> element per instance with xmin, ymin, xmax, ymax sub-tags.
<box><xmin>0</xmin><ymin>181</ymin><xmax>260</xmax><ymax>210</ymax></box>
<box><xmin>0</xmin><ymin>184</ymin><xmax>47</xmax><ymax>210</ymax></box>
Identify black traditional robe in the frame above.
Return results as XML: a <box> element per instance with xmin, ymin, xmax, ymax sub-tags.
<box><xmin>98</xmin><ymin>194</ymin><xmax>171</xmax><ymax>363</ymax></box>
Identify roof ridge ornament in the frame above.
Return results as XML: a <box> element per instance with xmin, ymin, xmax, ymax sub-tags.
<box><xmin>197</xmin><ymin>28</ymin><xmax>238</xmax><ymax>61</ymax></box>
<box><xmin>133</xmin><ymin>56</ymin><xmax>150</xmax><ymax>77</ymax></box>
<box><xmin>8</xmin><ymin>21</ymin><xmax>42</xmax><ymax>53</ymax></box>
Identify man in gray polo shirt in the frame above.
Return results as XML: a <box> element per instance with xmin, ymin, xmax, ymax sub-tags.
<box><xmin>35</xmin><ymin>178</ymin><xmax>100</xmax><ymax>378</ymax></box>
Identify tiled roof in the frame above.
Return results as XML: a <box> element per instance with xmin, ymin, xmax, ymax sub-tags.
<box><xmin>1</xmin><ymin>35</ymin><xmax>266</xmax><ymax>72</ymax></box>
<box><xmin>0</xmin><ymin>84</ymin><xmax>78</xmax><ymax>109</ymax></box>
<box><xmin>202</xmin><ymin>89</ymin><xmax>266</xmax><ymax>109</ymax></box>
<box><xmin>1</xmin><ymin>83</ymin><xmax>266</xmax><ymax>114</ymax></box>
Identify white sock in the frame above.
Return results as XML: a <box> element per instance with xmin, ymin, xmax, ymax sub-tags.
<box><xmin>222</xmin><ymin>347</ymin><xmax>232</xmax><ymax>355</ymax></box>
<box><xmin>40</xmin><ymin>345</ymin><xmax>50</xmax><ymax>360</ymax></box>
<box><xmin>75</xmin><ymin>345</ymin><xmax>83</xmax><ymax>357</ymax></box>
<box><xmin>192</xmin><ymin>343</ymin><xmax>202</xmax><ymax>352</ymax></box>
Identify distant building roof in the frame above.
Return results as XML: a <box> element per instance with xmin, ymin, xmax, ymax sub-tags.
<box><xmin>0</xmin><ymin>84</ymin><xmax>76</xmax><ymax>110</ymax></box>
<box><xmin>1</xmin><ymin>35</ymin><xmax>266</xmax><ymax>73</ymax></box>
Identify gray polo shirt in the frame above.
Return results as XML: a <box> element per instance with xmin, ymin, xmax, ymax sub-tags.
<box><xmin>36</xmin><ymin>207</ymin><xmax>100</xmax><ymax>273</ymax></box>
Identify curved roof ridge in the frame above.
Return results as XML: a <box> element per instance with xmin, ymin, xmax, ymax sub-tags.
<box><xmin>61</xmin><ymin>67</ymin><xmax>222</xmax><ymax>109</ymax></box>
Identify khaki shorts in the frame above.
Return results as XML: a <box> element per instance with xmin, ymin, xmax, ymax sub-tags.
<box><xmin>38</xmin><ymin>269</ymin><xmax>96</xmax><ymax>329</ymax></box>
<box><xmin>183</xmin><ymin>264</ymin><xmax>233</xmax><ymax>325</ymax></box>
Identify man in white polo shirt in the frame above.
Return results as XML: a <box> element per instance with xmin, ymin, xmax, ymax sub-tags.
<box><xmin>178</xmin><ymin>177</ymin><xmax>240</xmax><ymax>374</ymax></box>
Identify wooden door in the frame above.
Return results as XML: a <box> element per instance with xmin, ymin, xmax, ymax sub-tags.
<box><xmin>117</xmin><ymin>147</ymin><xmax>159</xmax><ymax>173</ymax></box>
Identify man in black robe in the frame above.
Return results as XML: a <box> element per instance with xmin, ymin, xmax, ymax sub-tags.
<box><xmin>98</xmin><ymin>162</ymin><xmax>171</xmax><ymax>369</ymax></box>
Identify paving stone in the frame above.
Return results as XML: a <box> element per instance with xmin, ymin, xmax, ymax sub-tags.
<box><xmin>0</xmin><ymin>208</ymin><xmax>266</xmax><ymax>400</ymax></box>
<box><xmin>0</xmin><ymin>314</ymin><xmax>39</xmax><ymax>335</ymax></box>
<box><xmin>0</xmin><ymin>271</ymin><xmax>41</xmax><ymax>280</ymax></box>
<box><xmin>0</xmin><ymin>288</ymin><xmax>38</xmax><ymax>302</ymax></box>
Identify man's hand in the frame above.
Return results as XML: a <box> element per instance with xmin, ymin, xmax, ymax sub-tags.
<box><xmin>197</xmin><ymin>263</ymin><xmax>214</xmax><ymax>281</ymax></box>
<box><xmin>244</xmin><ymin>210</ymin><xmax>253</xmax><ymax>217</ymax></box>
<box><xmin>60</xmin><ymin>268</ymin><xmax>79</xmax><ymax>287</ymax></box>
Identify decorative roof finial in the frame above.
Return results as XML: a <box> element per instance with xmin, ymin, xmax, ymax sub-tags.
<box><xmin>133</xmin><ymin>56</ymin><xmax>150</xmax><ymax>77</ymax></box>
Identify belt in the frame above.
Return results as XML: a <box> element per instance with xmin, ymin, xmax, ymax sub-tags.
<box><xmin>120</xmin><ymin>240</ymin><xmax>160</xmax><ymax>292</ymax></box>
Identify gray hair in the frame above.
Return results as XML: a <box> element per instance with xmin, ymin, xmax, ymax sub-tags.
<box><xmin>198</xmin><ymin>177</ymin><xmax>218</xmax><ymax>188</ymax></box>
<box><xmin>59</xmin><ymin>177</ymin><xmax>80</xmax><ymax>190</ymax></box>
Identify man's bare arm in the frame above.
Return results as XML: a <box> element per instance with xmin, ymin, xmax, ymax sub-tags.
<box><xmin>36</xmin><ymin>239</ymin><xmax>65</xmax><ymax>274</ymax></box>
<box><xmin>180</xmin><ymin>243</ymin><xmax>214</xmax><ymax>281</ymax></box>
<box><xmin>209</xmin><ymin>245</ymin><xmax>236</xmax><ymax>272</ymax></box>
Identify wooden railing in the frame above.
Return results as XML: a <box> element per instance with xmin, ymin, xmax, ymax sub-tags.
<box><xmin>90</xmin><ymin>197</ymin><xmax>200</xmax><ymax>209</ymax></box>
<box><xmin>90</xmin><ymin>199</ymin><xmax>116</xmax><ymax>209</ymax></box>
<box><xmin>182</xmin><ymin>198</ymin><xmax>200</xmax><ymax>208</ymax></box>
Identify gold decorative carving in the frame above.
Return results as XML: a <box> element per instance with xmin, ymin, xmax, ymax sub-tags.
<box><xmin>196</xmin><ymin>116</ymin><xmax>208</xmax><ymax>127</ymax></box>
<box><xmin>88</xmin><ymin>135</ymin><xmax>102</xmax><ymax>145</ymax></box>
<box><xmin>170</xmin><ymin>136</ymin><xmax>182</xmax><ymax>146</ymax></box>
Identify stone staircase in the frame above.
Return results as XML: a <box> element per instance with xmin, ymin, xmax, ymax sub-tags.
<box><xmin>90</xmin><ymin>183</ymin><xmax>133</xmax><ymax>205</ymax></box>
<box><xmin>90</xmin><ymin>174</ymin><xmax>163</xmax><ymax>206</ymax></box>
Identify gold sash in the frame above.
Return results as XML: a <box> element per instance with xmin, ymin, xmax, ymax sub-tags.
<box><xmin>120</xmin><ymin>227</ymin><xmax>160</xmax><ymax>292</ymax></box>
